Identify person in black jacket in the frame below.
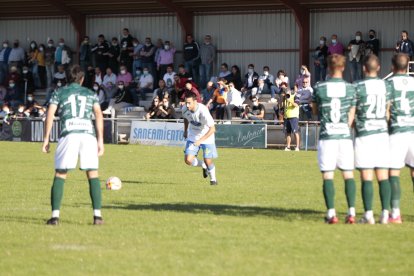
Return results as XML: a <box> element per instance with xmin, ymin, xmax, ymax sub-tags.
<box><xmin>313</xmin><ymin>36</ymin><xmax>328</xmax><ymax>84</ymax></box>
<box><xmin>183</xmin><ymin>34</ymin><xmax>200</xmax><ymax>84</ymax></box>
<box><xmin>395</xmin><ymin>30</ymin><xmax>414</xmax><ymax>71</ymax></box>
<box><xmin>105</xmin><ymin>37</ymin><xmax>120</xmax><ymax>74</ymax></box>
<box><xmin>91</xmin><ymin>34</ymin><xmax>109</xmax><ymax>74</ymax></box>
<box><xmin>230</xmin><ymin>65</ymin><xmax>243</xmax><ymax>91</ymax></box>
<box><xmin>120</xmin><ymin>28</ymin><xmax>134</xmax><ymax>73</ymax></box>
<box><xmin>79</xmin><ymin>36</ymin><xmax>92</xmax><ymax>73</ymax></box>
<box><xmin>365</xmin><ymin>29</ymin><xmax>380</xmax><ymax>56</ymax></box>
<box><xmin>102</xmin><ymin>81</ymin><xmax>134</xmax><ymax>117</ymax></box>
<box><xmin>241</xmin><ymin>64</ymin><xmax>259</xmax><ymax>100</ymax></box>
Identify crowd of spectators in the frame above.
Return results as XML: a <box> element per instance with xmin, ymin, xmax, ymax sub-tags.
<box><xmin>0</xmin><ymin>27</ymin><xmax>412</xmax><ymax>129</ymax></box>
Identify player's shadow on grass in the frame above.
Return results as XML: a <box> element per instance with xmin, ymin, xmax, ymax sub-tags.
<box><xmin>107</xmin><ymin>202</ymin><xmax>324</xmax><ymax>221</ymax></box>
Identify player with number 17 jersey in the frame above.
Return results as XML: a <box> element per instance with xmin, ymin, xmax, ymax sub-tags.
<box><xmin>50</xmin><ymin>84</ymin><xmax>99</xmax><ymax>138</ymax></box>
<box><xmin>49</xmin><ymin>83</ymin><xmax>101</xmax><ymax>171</ymax></box>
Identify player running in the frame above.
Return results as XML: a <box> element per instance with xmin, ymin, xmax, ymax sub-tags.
<box><xmin>312</xmin><ymin>54</ymin><xmax>357</xmax><ymax>224</ymax></box>
<box><xmin>354</xmin><ymin>55</ymin><xmax>391</xmax><ymax>224</ymax></box>
<box><xmin>42</xmin><ymin>65</ymin><xmax>104</xmax><ymax>225</ymax></box>
<box><xmin>182</xmin><ymin>92</ymin><xmax>218</xmax><ymax>185</ymax></box>
<box><xmin>387</xmin><ymin>53</ymin><xmax>414</xmax><ymax>224</ymax></box>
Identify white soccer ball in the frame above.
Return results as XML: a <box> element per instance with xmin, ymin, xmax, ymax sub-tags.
<box><xmin>106</xmin><ymin>176</ymin><xmax>122</xmax><ymax>190</ymax></box>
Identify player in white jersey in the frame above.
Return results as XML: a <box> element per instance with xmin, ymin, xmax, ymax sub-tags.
<box><xmin>182</xmin><ymin>92</ymin><xmax>218</xmax><ymax>185</ymax></box>
<box><xmin>387</xmin><ymin>53</ymin><xmax>414</xmax><ymax>224</ymax></box>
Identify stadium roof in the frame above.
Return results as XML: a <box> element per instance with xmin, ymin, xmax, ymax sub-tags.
<box><xmin>0</xmin><ymin>0</ymin><xmax>412</xmax><ymax>17</ymax></box>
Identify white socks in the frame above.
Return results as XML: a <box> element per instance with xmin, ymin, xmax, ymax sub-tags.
<box><xmin>365</xmin><ymin>210</ymin><xmax>373</xmax><ymax>220</ymax></box>
<box><xmin>208</xmin><ymin>164</ymin><xmax>216</xmax><ymax>181</ymax></box>
<box><xmin>392</xmin><ymin>208</ymin><xmax>400</xmax><ymax>218</ymax></box>
<box><xmin>52</xmin><ymin>210</ymin><xmax>60</xmax><ymax>218</ymax></box>
<box><xmin>327</xmin><ymin>208</ymin><xmax>336</xmax><ymax>218</ymax></box>
<box><xmin>94</xmin><ymin>210</ymin><xmax>102</xmax><ymax>217</ymax></box>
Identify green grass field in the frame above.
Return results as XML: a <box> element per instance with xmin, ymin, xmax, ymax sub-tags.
<box><xmin>1</xmin><ymin>142</ymin><xmax>414</xmax><ymax>275</ymax></box>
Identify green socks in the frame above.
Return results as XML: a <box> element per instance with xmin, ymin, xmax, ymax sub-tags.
<box><xmin>390</xmin><ymin>176</ymin><xmax>401</xmax><ymax>209</ymax></box>
<box><xmin>88</xmin><ymin>178</ymin><xmax>102</xmax><ymax>210</ymax></box>
<box><xmin>361</xmin><ymin>180</ymin><xmax>373</xmax><ymax>211</ymax></box>
<box><xmin>323</xmin><ymin>179</ymin><xmax>335</xmax><ymax>209</ymax></box>
<box><xmin>345</xmin><ymin>178</ymin><xmax>356</xmax><ymax>209</ymax></box>
<box><xmin>51</xmin><ymin>177</ymin><xmax>65</xmax><ymax>211</ymax></box>
<box><xmin>379</xmin><ymin>179</ymin><xmax>391</xmax><ymax>211</ymax></box>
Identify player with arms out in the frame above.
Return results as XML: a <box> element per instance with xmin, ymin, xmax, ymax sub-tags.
<box><xmin>312</xmin><ymin>54</ymin><xmax>357</xmax><ymax>224</ymax></box>
<box><xmin>182</xmin><ymin>92</ymin><xmax>218</xmax><ymax>185</ymax></box>
<box><xmin>387</xmin><ymin>53</ymin><xmax>414</xmax><ymax>224</ymax></box>
<box><xmin>354</xmin><ymin>55</ymin><xmax>391</xmax><ymax>224</ymax></box>
<box><xmin>42</xmin><ymin>65</ymin><xmax>104</xmax><ymax>225</ymax></box>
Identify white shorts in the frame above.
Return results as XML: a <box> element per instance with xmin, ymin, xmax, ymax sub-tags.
<box><xmin>355</xmin><ymin>133</ymin><xmax>390</xmax><ymax>169</ymax></box>
<box><xmin>55</xmin><ymin>133</ymin><xmax>99</xmax><ymax>171</ymax></box>
<box><xmin>389</xmin><ymin>132</ymin><xmax>414</xmax><ymax>169</ymax></box>
<box><xmin>318</xmin><ymin>139</ymin><xmax>354</xmax><ymax>172</ymax></box>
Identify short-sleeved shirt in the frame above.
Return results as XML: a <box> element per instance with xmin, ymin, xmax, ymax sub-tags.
<box><xmin>354</xmin><ymin>77</ymin><xmax>391</xmax><ymax>137</ymax></box>
<box><xmin>387</xmin><ymin>74</ymin><xmax>414</xmax><ymax>135</ymax></box>
<box><xmin>182</xmin><ymin>103</ymin><xmax>215</xmax><ymax>144</ymax></box>
<box><xmin>50</xmin><ymin>83</ymin><xmax>99</xmax><ymax>138</ymax></box>
<box><xmin>252</xmin><ymin>103</ymin><xmax>265</xmax><ymax>116</ymax></box>
<box><xmin>312</xmin><ymin>78</ymin><xmax>356</xmax><ymax>140</ymax></box>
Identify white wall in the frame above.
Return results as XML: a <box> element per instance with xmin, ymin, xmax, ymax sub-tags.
<box><xmin>0</xmin><ymin>17</ymin><xmax>76</xmax><ymax>49</ymax></box>
<box><xmin>195</xmin><ymin>12</ymin><xmax>300</xmax><ymax>81</ymax></box>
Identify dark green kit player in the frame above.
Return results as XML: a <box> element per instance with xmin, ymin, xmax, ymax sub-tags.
<box><xmin>387</xmin><ymin>53</ymin><xmax>414</xmax><ymax>224</ymax></box>
<box><xmin>42</xmin><ymin>65</ymin><xmax>105</xmax><ymax>225</ymax></box>
<box><xmin>312</xmin><ymin>54</ymin><xmax>357</xmax><ymax>224</ymax></box>
<box><xmin>354</xmin><ymin>55</ymin><xmax>391</xmax><ymax>224</ymax></box>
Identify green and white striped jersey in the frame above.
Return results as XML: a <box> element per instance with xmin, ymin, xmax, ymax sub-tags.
<box><xmin>312</xmin><ymin>78</ymin><xmax>356</xmax><ymax>140</ymax></box>
<box><xmin>50</xmin><ymin>83</ymin><xmax>99</xmax><ymax>138</ymax></box>
<box><xmin>387</xmin><ymin>74</ymin><xmax>414</xmax><ymax>135</ymax></box>
<box><xmin>354</xmin><ymin>77</ymin><xmax>391</xmax><ymax>137</ymax></box>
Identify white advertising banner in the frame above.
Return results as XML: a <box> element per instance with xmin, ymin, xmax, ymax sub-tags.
<box><xmin>130</xmin><ymin>121</ymin><xmax>186</xmax><ymax>147</ymax></box>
